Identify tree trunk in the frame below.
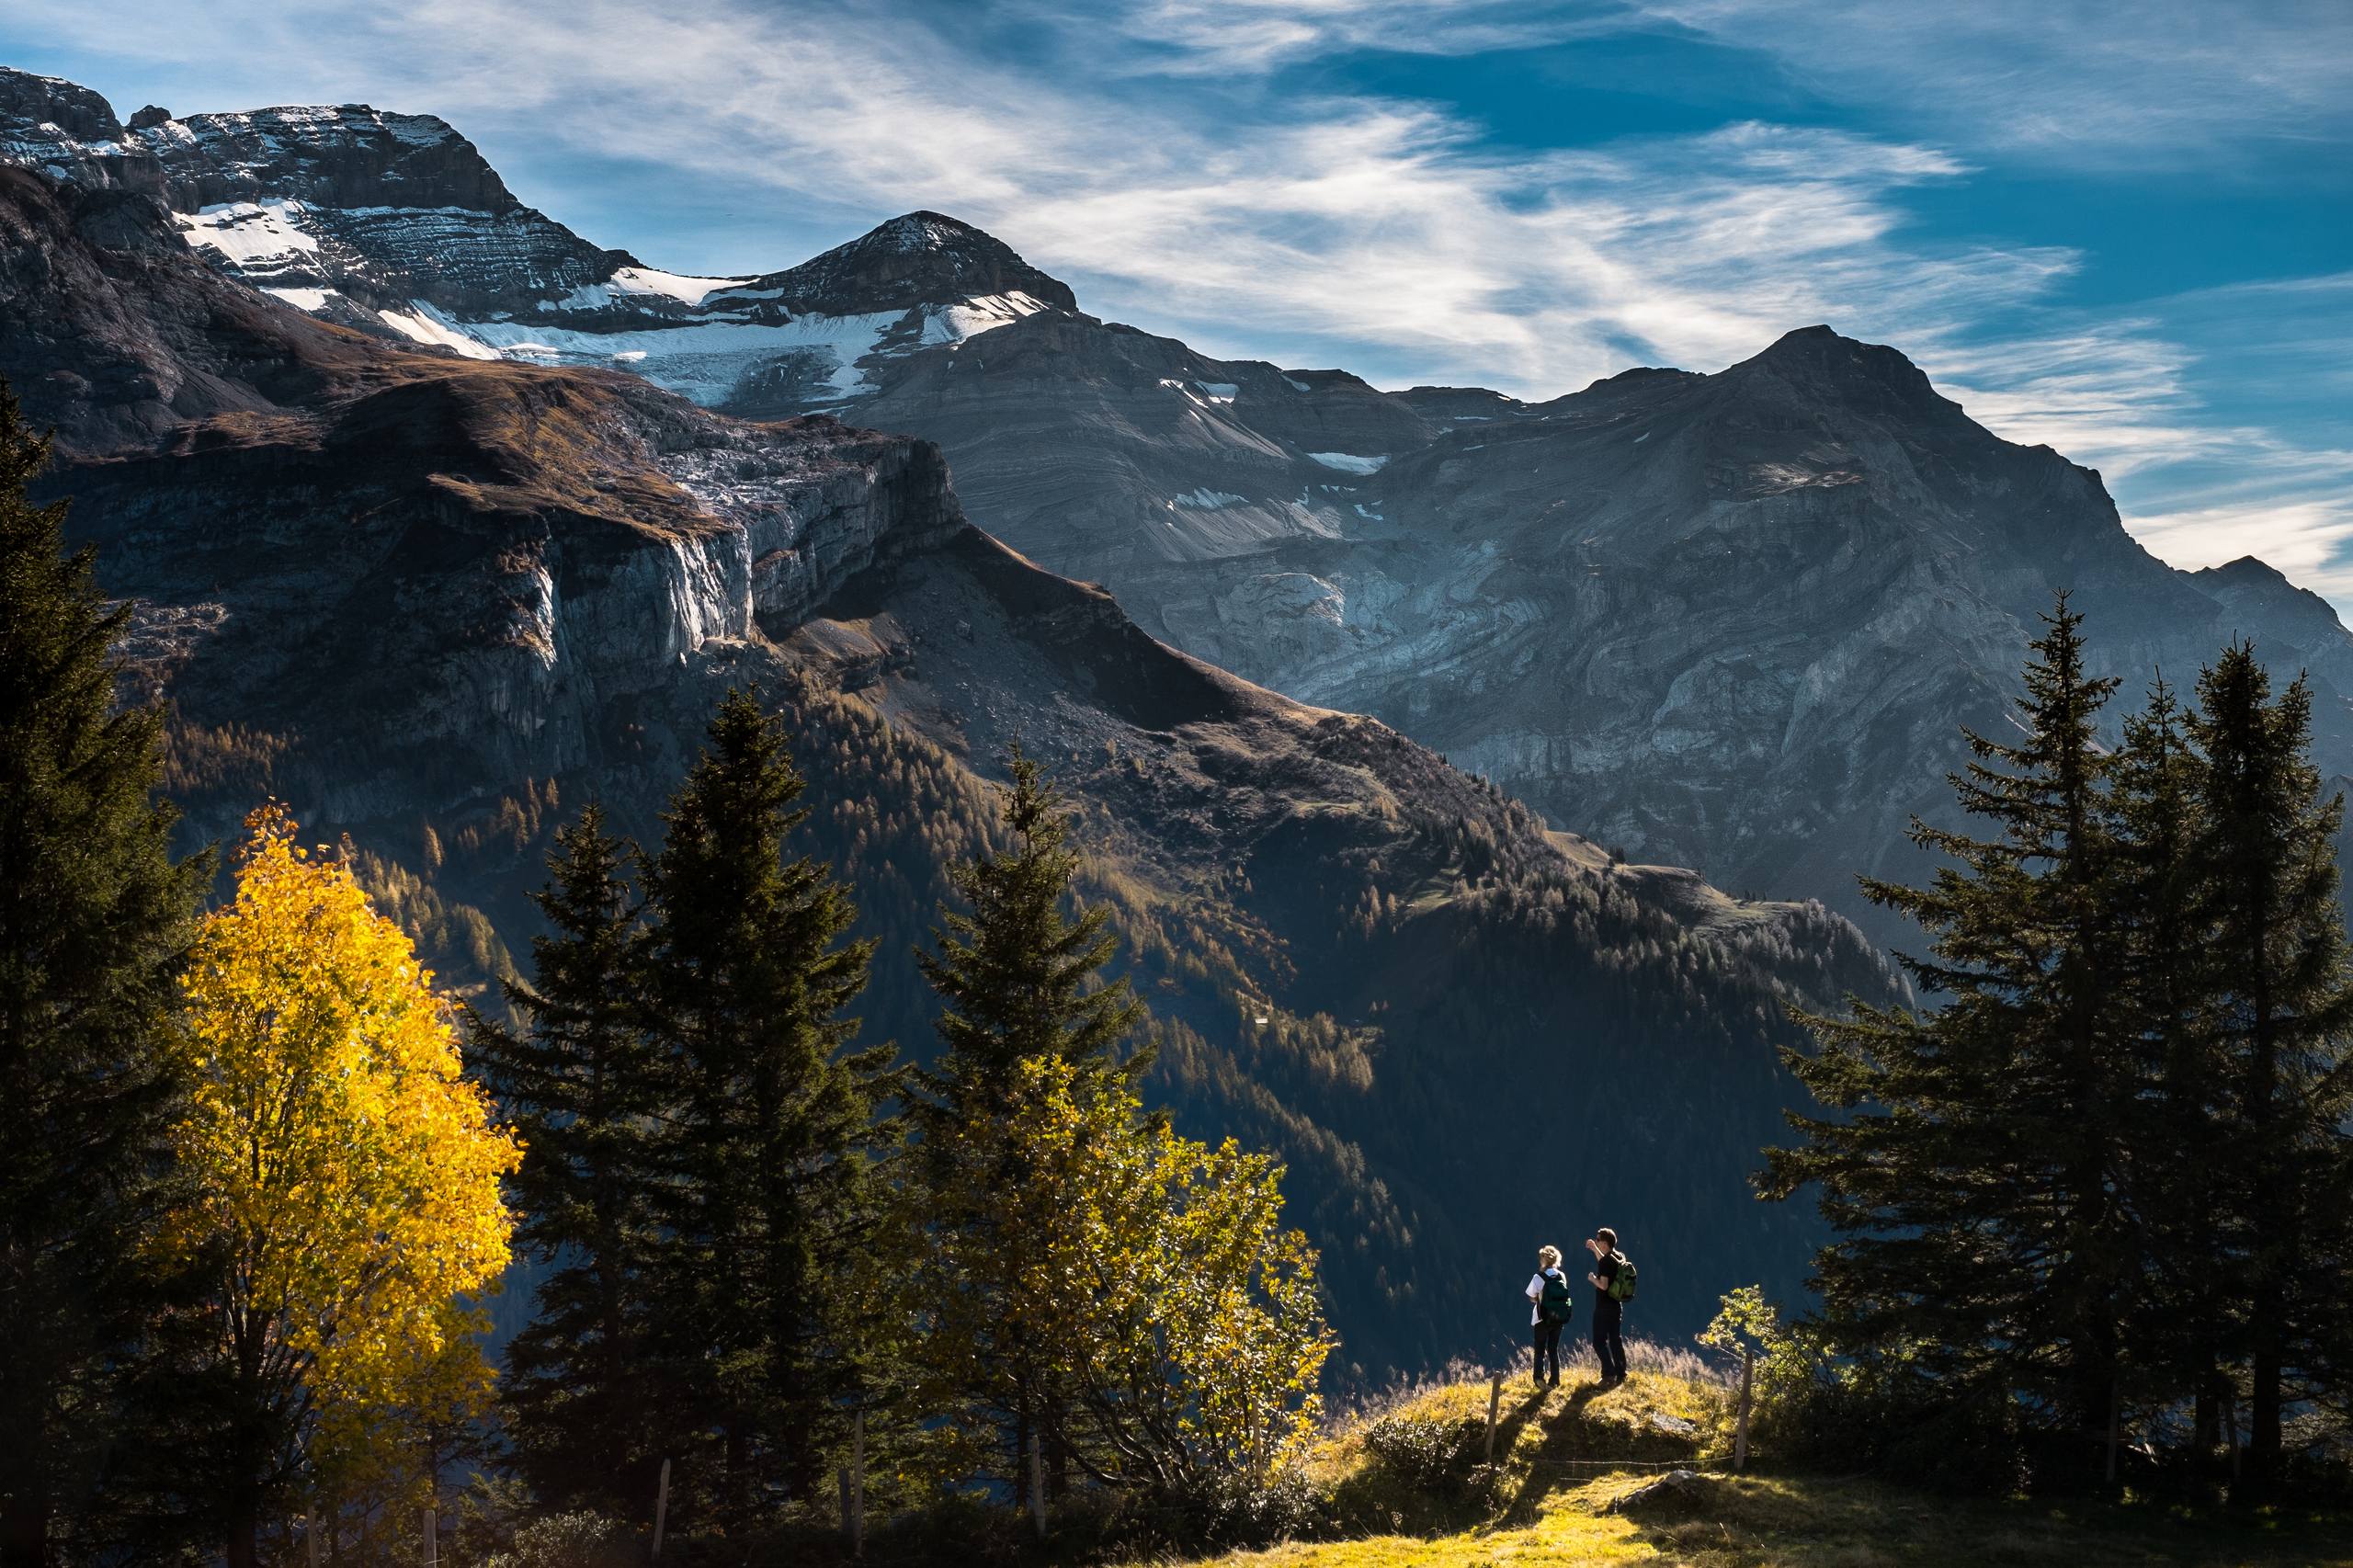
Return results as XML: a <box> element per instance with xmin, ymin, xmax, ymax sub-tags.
<box><xmin>2248</xmin><ymin>1341</ymin><xmax>2284</xmax><ymax>1496</ymax></box>
<box><xmin>2193</xmin><ymin>1364</ymin><xmax>2221</xmax><ymax>1454</ymax></box>
<box><xmin>224</xmin><ymin>1506</ymin><xmax>259</xmax><ymax>1568</ymax></box>
<box><xmin>0</xmin><ymin>1483</ymin><xmax>50</xmax><ymax>1568</ymax></box>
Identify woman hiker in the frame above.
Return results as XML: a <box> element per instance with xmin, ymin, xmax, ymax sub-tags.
<box><xmin>1524</xmin><ymin>1244</ymin><xmax>1574</xmax><ymax>1388</ymax></box>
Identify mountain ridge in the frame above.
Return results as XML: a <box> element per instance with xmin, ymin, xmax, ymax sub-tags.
<box><xmin>10</xmin><ymin>64</ymin><xmax>2347</xmax><ymax>943</ymax></box>
<box><xmin>0</xmin><ymin>150</ymin><xmax>1896</xmax><ymax>1374</ymax></box>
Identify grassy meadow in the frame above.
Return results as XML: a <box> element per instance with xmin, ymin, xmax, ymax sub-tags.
<box><xmin>1187</xmin><ymin>1344</ymin><xmax>2353</xmax><ymax>1568</ymax></box>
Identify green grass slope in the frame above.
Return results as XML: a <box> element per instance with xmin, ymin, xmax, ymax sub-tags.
<box><xmin>1205</xmin><ymin>1357</ymin><xmax>2353</xmax><ymax>1568</ymax></box>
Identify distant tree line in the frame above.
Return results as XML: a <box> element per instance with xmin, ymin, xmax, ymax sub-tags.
<box><xmin>0</xmin><ymin>377</ymin><xmax>1330</xmax><ymax>1567</ymax></box>
<box><xmin>1760</xmin><ymin>597</ymin><xmax>2353</xmax><ymax>1500</ymax></box>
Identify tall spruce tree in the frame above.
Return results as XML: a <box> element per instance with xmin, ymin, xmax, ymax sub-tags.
<box><xmin>913</xmin><ymin>744</ymin><xmax>1145</xmax><ymax>1115</ymax></box>
<box><xmin>1762</xmin><ymin>597</ymin><xmax>2140</xmax><ymax>1483</ymax></box>
<box><xmin>2108</xmin><ymin>681</ymin><xmax>2234</xmax><ymax>1455</ymax></box>
<box><xmin>2185</xmin><ymin>646</ymin><xmax>2353</xmax><ymax>1498</ymax></box>
<box><xmin>909</xmin><ymin>746</ymin><xmax>1146</xmax><ymax>1509</ymax></box>
<box><xmin>0</xmin><ymin>380</ymin><xmax>210</xmax><ymax>1563</ymax></box>
<box><xmin>470</xmin><ymin>805</ymin><xmax>665</xmax><ymax>1517</ymax></box>
<box><xmin>640</xmin><ymin>689</ymin><xmax>893</xmax><ymax>1528</ymax></box>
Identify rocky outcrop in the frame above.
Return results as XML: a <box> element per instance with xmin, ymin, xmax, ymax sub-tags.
<box><xmin>0</xmin><ymin>166</ymin><xmax>361</xmax><ymax>451</ymax></box>
<box><xmin>740</xmin><ymin>210</ymin><xmax>1076</xmax><ymax>317</ymax></box>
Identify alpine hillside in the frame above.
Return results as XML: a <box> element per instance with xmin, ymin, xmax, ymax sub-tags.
<box><xmin>0</xmin><ymin>139</ymin><xmax>1901</xmax><ymax>1381</ymax></box>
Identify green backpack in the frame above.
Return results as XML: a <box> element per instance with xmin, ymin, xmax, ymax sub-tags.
<box><xmin>1606</xmin><ymin>1256</ymin><xmax>1638</xmax><ymax>1303</ymax></box>
<box><xmin>1540</xmin><ymin>1269</ymin><xmax>1574</xmax><ymax>1324</ymax></box>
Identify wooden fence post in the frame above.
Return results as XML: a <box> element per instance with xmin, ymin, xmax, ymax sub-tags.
<box><xmin>2118</xmin><ymin>1374</ymin><xmax>2136</xmax><ymax>1487</ymax></box>
<box><xmin>852</xmin><ymin>1411</ymin><xmax>866</xmax><ymax>1557</ymax></box>
<box><xmin>422</xmin><ymin>1505</ymin><xmax>437</xmax><ymax>1568</ymax></box>
<box><xmin>1484</xmin><ymin>1372</ymin><xmax>1504</xmax><ymax>1460</ymax></box>
<box><xmin>1028</xmin><ymin>1432</ymin><xmax>1047</xmax><ymax>1540</ymax></box>
<box><xmin>651</xmin><ymin>1457</ymin><xmax>671</xmax><ymax>1562</ymax></box>
<box><xmin>1733</xmin><ymin>1346</ymin><xmax>1754</xmax><ymax>1474</ymax></box>
<box><xmin>306</xmin><ymin>1508</ymin><xmax>322</xmax><ymax>1568</ymax></box>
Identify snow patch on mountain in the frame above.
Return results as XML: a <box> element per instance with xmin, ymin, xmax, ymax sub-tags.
<box><xmin>929</xmin><ymin>290</ymin><xmax>1052</xmax><ymax>343</ymax></box>
<box><xmin>1172</xmin><ymin>488</ymin><xmax>1249</xmax><ymax>509</ymax></box>
<box><xmin>380</xmin><ymin>303</ymin><xmax>499</xmax><ymax>359</ymax></box>
<box><xmin>179</xmin><ymin>199</ymin><xmax>319</xmax><ymax>270</ymax></box>
<box><xmin>554</xmin><ymin>266</ymin><xmax>750</xmax><ymax>310</ymax></box>
<box><xmin>1308</xmin><ymin>451</ymin><xmax>1388</xmax><ymax>474</ymax></box>
<box><xmin>460</xmin><ymin>296</ymin><xmax>1037</xmax><ymax>403</ymax></box>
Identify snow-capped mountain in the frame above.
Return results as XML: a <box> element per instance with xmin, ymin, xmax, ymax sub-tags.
<box><xmin>0</xmin><ymin>69</ymin><xmax>1061</xmax><ymax>412</ymax></box>
<box><xmin>13</xmin><ymin>63</ymin><xmax>2353</xmax><ymax>944</ymax></box>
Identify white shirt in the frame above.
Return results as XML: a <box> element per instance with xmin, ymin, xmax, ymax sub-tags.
<box><xmin>1526</xmin><ymin>1267</ymin><xmax>1564</xmax><ymax>1326</ymax></box>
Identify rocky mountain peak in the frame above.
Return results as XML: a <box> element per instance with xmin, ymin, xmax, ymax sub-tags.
<box><xmin>2199</xmin><ymin>554</ymin><xmax>2297</xmax><ymax>591</ymax></box>
<box><xmin>2190</xmin><ymin>555</ymin><xmax>2353</xmax><ymax>654</ymax></box>
<box><xmin>748</xmin><ymin>209</ymin><xmax>1078</xmax><ymax>317</ymax></box>
<box><xmin>0</xmin><ymin>68</ymin><xmax>123</xmax><ymax>144</ymax></box>
<box><xmin>1730</xmin><ymin>323</ymin><xmax>1958</xmax><ymax>422</ymax></box>
<box><xmin>149</xmin><ymin>103</ymin><xmax>519</xmax><ymax>215</ymax></box>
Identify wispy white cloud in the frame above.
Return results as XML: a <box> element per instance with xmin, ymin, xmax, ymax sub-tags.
<box><xmin>2131</xmin><ymin>499</ymin><xmax>2353</xmax><ymax>605</ymax></box>
<box><xmin>1647</xmin><ymin>0</ymin><xmax>2353</xmax><ymax>165</ymax></box>
<box><xmin>1080</xmin><ymin>0</ymin><xmax>1628</xmax><ymax>74</ymax></box>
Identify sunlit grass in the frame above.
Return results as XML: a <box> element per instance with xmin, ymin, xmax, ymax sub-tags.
<box><xmin>1193</xmin><ymin>1349</ymin><xmax>2353</xmax><ymax>1568</ymax></box>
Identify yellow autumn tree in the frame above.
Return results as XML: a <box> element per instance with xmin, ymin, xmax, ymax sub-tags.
<box><xmin>170</xmin><ymin>804</ymin><xmax>518</xmax><ymax>1567</ymax></box>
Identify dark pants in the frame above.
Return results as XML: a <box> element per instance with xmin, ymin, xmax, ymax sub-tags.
<box><xmin>1533</xmin><ymin>1318</ymin><xmax>1563</xmax><ymax>1383</ymax></box>
<box><xmin>1593</xmin><ymin>1303</ymin><xmax>1626</xmax><ymax>1381</ymax></box>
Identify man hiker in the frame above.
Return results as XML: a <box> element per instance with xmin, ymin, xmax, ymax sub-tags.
<box><xmin>1586</xmin><ymin>1227</ymin><xmax>1632</xmax><ymax>1385</ymax></box>
<box><xmin>1524</xmin><ymin>1245</ymin><xmax>1573</xmax><ymax>1388</ymax></box>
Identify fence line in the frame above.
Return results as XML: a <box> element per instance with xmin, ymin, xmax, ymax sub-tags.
<box><xmin>1518</xmin><ymin>1453</ymin><xmax>1733</xmax><ymax>1474</ymax></box>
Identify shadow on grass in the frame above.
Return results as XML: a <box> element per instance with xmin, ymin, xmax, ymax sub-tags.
<box><xmin>1485</xmin><ymin>1372</ymin><xmax>1708</xmax><ymax>1530</ymax></box>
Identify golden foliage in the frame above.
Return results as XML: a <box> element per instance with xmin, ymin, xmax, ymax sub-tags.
<box><xmin>172</xmin><ymin>803</ymin><xmax>519</xmax><ymax>1502</ymax></box>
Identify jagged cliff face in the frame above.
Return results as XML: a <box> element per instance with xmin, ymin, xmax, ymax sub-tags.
<box><xmin>0</xmin><ymin>156</ymin><xmax>1898</xmax><ymax>1372</ymax></box>
<box><xmin>1086</xmin><ymin>327</ymin><xmax>2353</xmax><ymax>927</ymax></box>
<box><xmin>839</xmin><ymin>301</ymin><xmax>2353</xmax><ymax>934</ymax></box>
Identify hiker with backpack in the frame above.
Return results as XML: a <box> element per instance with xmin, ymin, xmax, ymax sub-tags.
<box><xmin>1525</xmin><ymin>1245</ymin><xmax>1574</xmax><ymax>1388</ymax></box>
<box><xmin>1586</xmin><ymin>1227</ymin><xmax>1635</xmax><ymax>1386</ymax></box>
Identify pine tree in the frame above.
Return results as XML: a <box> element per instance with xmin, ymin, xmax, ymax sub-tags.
<box><xmin>0</xmin><ymin>379</ymin><xmax>210</xmax><ymax>1564</ymax></box>
<box><xmin>2185</xmin><ymin>646</ymin><xmax>2353</xmax><ymax>1498</ymax></box>
<box><xmin>1761</xmin><ymin>597</ymin><xmax>2140</xmax><ymax>1482</ymax></box>
<box><xmin>640</xmin><ymin>689</ymin><xmax>893</xmax><ymax>1528</ymax></box>
<box><xmin>909</xmin><ymin>745</ymin><xmax>1146</xmax><ymax>1508</ymax></box>
<box><xmin>470</xmin><ymin>804</ymin><xmax>665</xmax><ymax>1517</ymax></box>
<box><xmin>913</xmin><ymin>744</ymin><xmax>1145</xmax><ymax>1119</ymax></box>
<box><xmin>2107</xmin><ymin>680</ymin><xmax>2233</xmax><ymax>1454</ymax></box>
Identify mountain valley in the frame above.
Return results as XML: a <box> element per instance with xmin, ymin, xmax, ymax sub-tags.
<box><xmin>0</xmin><ymin>131</ymin><xmax>1902</xmax><ymax>1379</ymax></box>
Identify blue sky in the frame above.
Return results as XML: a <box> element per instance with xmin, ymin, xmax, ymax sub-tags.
<box><xmin>6</xmin><ymin>0</ymin><xmax>2349</xmax><ymax>604</ymax></box>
